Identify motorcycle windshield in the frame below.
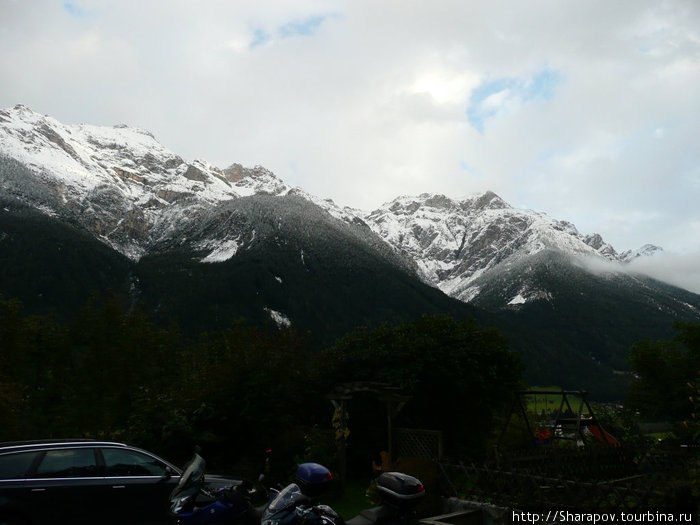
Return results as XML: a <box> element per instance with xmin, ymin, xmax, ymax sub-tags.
<box><xmin>264</xmin><ymin>483</ymin><xmax>306</xmax><ymax>517</ymax></box>
<box><xmin>170</xmin><ymin>453</ymin><xmax>205</xmax><ymax>501</ymax></box>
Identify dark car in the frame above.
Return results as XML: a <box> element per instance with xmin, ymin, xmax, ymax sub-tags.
<box><xmin>0</xmin><ymin>439</ymin><xmax>238</xmax><ymax>525</ymax></box>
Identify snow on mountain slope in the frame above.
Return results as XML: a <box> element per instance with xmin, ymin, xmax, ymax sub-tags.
<box><xmin>620</xmin><ymin>244</ymin><xmax>664</xmax><ymax>262</ymax></box>
<box><xmin>1</xmin><ymin>105</ymin><xmax>672</xmax><ymax>308</ymax></box>
<box><xmin>0</xmin><ymin>105</ymin><xmax>304</xmax><ymax>258</ymax></box>
<box><xmin>0</xmin><ymin>105</ymin><xmax>239</xmax><ymax>202</ymax></box>
<box><xmin>0</xmin><ymin>105</ymin><xmax>369</xmax><ymax>261</ymax></box>
<box><xmin>361</xmin><ymin>192</ymin><xmax>655</xmax><ymax>304</ymax></box>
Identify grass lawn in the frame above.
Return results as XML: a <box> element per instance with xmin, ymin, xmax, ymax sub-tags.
<box><xmin>321</xmin><ymin>478</ymin><xmax>375</xmax><ymax>520</ymax></box>
<box><xmin>523</xmin><ymin>386</ymin><xmax>589</xmax><ymax>415</ymax></box>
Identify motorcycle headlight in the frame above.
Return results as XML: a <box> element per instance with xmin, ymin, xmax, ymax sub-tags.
<box><xmin>171</xmin><ymin>495</ymin><xmax>192</xmax><ymax>514</ymax></box>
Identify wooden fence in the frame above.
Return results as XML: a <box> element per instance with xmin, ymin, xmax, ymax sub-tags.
<box><xmin>439</xmin><ymin>446</ymin><xmax>698</xmax><ymax>513</ymax></box>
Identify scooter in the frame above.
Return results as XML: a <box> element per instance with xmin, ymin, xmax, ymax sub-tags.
<box><xmin>169</xmin><ymin>452</ymin><xmax>265</xmax><ymax>525</ymax></box>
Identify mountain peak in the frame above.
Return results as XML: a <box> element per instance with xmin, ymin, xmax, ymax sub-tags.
<box><xmin>1</xmin><ymin>104</ymin><xmax>42</xmax><ymax>125</ymax></box>
<box><xmin>472</xmin><ymin>190</ymin><xmax>508</xmax><ymax>210</ymax></box>
<box><xmin>374</xmin><ymin>190</ymin><xmax>506</xmax><ymax>217</ymax></box>
<box><xmin>0</xmin><ymin>106</ymin><xmax>672</xmax><ymax>303</ymax></box>
<box><xmin>420</xmin><ymin>193</ymin><xmax>455</xmax><ymax>209</ymax></box>
<box><xmin>0</xmin><ymin>105</ymin><xmax>297</xmax><ymax>259</ymax></box>
<box><xmin>620</xmin><ymin>244</ymin><xmax>664</xmax><ymax>262</ymax></box>
<box><xmin>583</xmin><ymin>233</ymin><xmax>617</xmax><ymax>258</ymax></box>
<box><xmin>362</xmin><ymin>189</ymin><xmax>645</xmax><ymax>303</ymax></box>
<box><xmin>112</xmin><ymin>122</ymin><xmax>156</xmax><ymax>140</ymax></box>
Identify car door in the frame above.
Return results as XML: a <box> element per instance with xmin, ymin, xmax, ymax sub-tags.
<box><xmin>26</xmin><ymin>447</ymin><xmax>104</xmax><ymax>524</ymax></box>
<box><xmin>98</xmin><ymin>446</ymin><xmax>179</xmax><ymax>525</ymax></box>
<box><xmin>0</xmin><ymin>450</ymin><xmax>43</xmax><ymax>523</ymax></box>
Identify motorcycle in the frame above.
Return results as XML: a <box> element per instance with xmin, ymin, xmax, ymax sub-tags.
<box><xmin>169</xmin><ymin>453</ymin><xmax>265</xmax><ymax>525</ymax></box>
<box><xmin>261</xmin><ymin>463</ymin><xmax>339</xmax><ymax>525</ymax></box>
<box><xmin>261</xmin><ymin>463</ymin><xmax>425</xmax><ymax>525</ymax></box>
<box><xmin>170</xmin><ymin>455</ymin><xmax>424</xmax><ymax>525</ymax></box>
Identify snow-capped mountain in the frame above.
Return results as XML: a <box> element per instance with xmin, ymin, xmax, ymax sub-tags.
<box><xmin>0</xmin><ymin>104</ymin><xmax>681</xmax><ymax>309</ymax></box>
<box><xmin>0</xmin><ymin>105</ymin><xmax>290</xmax><ymax>202</ymax></box>
<box><xmin>0</xmin><ymin>105</ymin><xmax>366</xmax><ymax>262</ymax></box>
<box><xmin>0</xmin><ymin>105</ymin><xmax>302</xmax><ymax>259</ymax></box>
<box><xmin>3</xmin><ymin>105</ymin><xmax>699</xmax><ymax>399</ymax></box>
<box><xmin>361</xmin><ymin>192</ymin><xmax>665</xmax><ymax>305</ymax></box>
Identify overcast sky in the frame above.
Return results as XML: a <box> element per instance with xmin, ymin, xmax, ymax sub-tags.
<box><xmin>1</xmin><ymin>1</ymin><xmax>699</xmax><ymax>292</ymax></box>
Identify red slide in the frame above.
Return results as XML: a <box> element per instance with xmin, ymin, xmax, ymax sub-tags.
<box><xmin>587</xmin><ymin>424</ymin><xmax>620</xmax><ymax>446</ymax></box>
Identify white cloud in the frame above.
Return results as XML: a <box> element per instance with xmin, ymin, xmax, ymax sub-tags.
<box><xmin>0</xmin><ymin>0</ymin><xmax>699</xmax><ymax>261</ymax></box>
<box><xmin>628</xmin><ymin>252</ymin><xmax>700</xmax><ymax>295</ymax></box>
<box><xmin>577</xmin><ymin>253</ymin><xmax>700</xmax><ymax>296</ymax></box>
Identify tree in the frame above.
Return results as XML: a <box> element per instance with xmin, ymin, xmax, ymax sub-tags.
<box><xmin>145</xmin><ymin>321</ymin><xmax>317</xmax><ymax>471</ymax></box>
<box><xmin>628</xmin><ymin>322</ymin><xmax>700</xmax><ymax>422</ymax></box>
<box><xmin>317</xmin><ymin>315</ymin><xmax>523</xmax><ymax>458</ymax></box>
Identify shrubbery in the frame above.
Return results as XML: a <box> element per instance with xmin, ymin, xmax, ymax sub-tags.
<box><xmin>0</xmin><ymin>294</ymin><xmax>522</xmax><ymax>474</ymax></box>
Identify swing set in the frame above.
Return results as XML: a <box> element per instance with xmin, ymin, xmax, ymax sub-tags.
<box><xmin>498</xmin><ymin>390</ymin><xmax>619</xmax><ymax>447</ymax></box>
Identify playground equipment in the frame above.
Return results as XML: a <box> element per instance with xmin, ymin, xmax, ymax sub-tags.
<box><xmin>498</xmin><ymin>390</ymin><xmax>620</xmax><ymax>447</ymax></box>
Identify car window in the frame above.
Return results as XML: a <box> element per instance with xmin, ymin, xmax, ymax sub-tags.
<box><xmin>0</xmin><ymin>451</ymin><xmax>39</xmax><ymax>479</ymax></box>
<box><xmin>34</xmin><ymin>448</ymin><xmax>98</xmax><ymax>478</ymax></box>
<box><xmin>102</xmin><ymin>448</ymin><xmax>169</xmax><ymax>477</ymax></box>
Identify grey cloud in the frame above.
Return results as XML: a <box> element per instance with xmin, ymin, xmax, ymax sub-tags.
<box><xmin>0</xmin><ymin>0</ymin><xmax>698</xmax><ymax>266</ymax></box>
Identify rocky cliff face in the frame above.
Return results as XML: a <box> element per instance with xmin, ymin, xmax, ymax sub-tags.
<box><xmin>0</xmin><ymin>105</ymin><xmax>673</xmax><ymax>310</ymax></box>
<box><xmin>361</xmin><ymin>191</ymin><xmax>632</xmax><ymax>303</ymax></box>
<box><xmin>0</xmin><ymin>105</ymin><xmax>297</xmax><ymax>259</ymax></box>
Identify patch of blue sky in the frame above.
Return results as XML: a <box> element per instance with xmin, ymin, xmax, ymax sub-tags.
<box><xmin>278</xmin><ymin>15</ymin><xmax>327</xmax><ymax>39</ymax></box>
<box><xmin>467</xmin><ymin>68</ymin><xmax>562</xmax><ymax>133</ymax></box>
<box><xmin>459</xmin><ymin>160</ymin><xmax>474</xmax><ymax>172</ymax></box>
<box><xmin>249</xmin><ymin>15</ymin><xmax>329</xmax><ymax>50</ymax></box>
<box><xmin>249</xmin><ymin>28</ymin><xmax>271</xmax><ymax>49</ymax></box>
<box><xmin>63</xmin><ymin>1</ymin><xmax>86</xmax><ymax>17</ymax></box>
<box><xmin>525</xmin><ymin>68</ymin><xmax>560</xmax><ymax>101</ymax></box>
<box><xmin>466</xmin><ymin>78</ymin><xmax>512</xmax><ymax>133</ymax></box>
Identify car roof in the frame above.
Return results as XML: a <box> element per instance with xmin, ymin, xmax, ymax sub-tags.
<box><xmin>0</xmin><ymin>440</ymin><xmax>184</xmax><ymax>477</ymax></box>
<box><xmin>0</xmin><ymin>439</ymin><xmax>129</xmax><ymax>453</ymax></box>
